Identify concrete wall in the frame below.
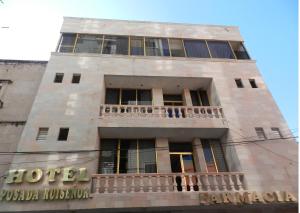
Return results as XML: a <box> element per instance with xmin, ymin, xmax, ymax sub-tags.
<box><xmin>0</xmin><ymin>60</ymin><xmax>46</xmax><ymax>186</ymax></box>
<box><xmin>1</xmin><ymin>18</ymin><xmax>297</xmax><ymax>212</ymax></box>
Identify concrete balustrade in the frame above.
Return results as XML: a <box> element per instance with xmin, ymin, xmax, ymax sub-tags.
<box><xmin>99</xmin><ymin>104</ymin><xmax>224</xmax><ymax>119</ymax></box>
<box><xmin>91</xmin><ymin>172</ymin><xmax>246</xmax><ymax>194</ymax></box>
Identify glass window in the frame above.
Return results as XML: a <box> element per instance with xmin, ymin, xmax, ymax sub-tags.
<box><xmin>36</xmin><ymin>128</ymin><xmax>49</xmax><ymax>141</ymax></box>
<box><xmin>169</xmin><ymin>39</ymin><xmax>185</xmax><ymax>57</ymax></box>
<box><xmin>199</xmin><ymin>90</ymin><xmax>210</xmax><ymax>106</ymax></box>
<box><xmin>229</xmin><ymin>42</ymin><xmax>250</xmax><ymax>60</ymax></box>
<box><xmin>119</xmin><ymin>139</ymin><xmax>137</xmax><ymax>173</ymax></box>
<box><xmin>190</xmin><ymin>90</ymin><xmax>201</xmax><ymax>106</ymax></box>
<box><xmin>201</xmin><ymin>140</ymin><xmax>227</xmax><ymax>172</ymax></box>
<box><xmin>74</xmin><ymin>34</ymin><xmax>102</xmax><ymax>53</ymax></box>
<box><xmin>54</xmin><ymin>73</ymin><xmax>64</xmax><ymax>83</ymax></box>
<box><xmin>137</xmin><ymin>89</ymin><xmax>152</xmax><ymax>105</ymax></box>
<box><xmin>184</xmin><ymin>40</ymin><xmax>210</xmax><ymax>58</ymax></box>
<box><xmin>130</xmin><ymin>37</ymin><xmax>144</xmax><ymax>56</ymax></box>
<box><xmin>235</xmin><ymin>79</ymin><xmax>244</xmax><ymax>88</ymax></box>
<box><xmin>145</xmin><ymin>38</ymin><xmax>170</xmax><ymax>56</ymax></box>
<box><xmin>99</xmin><ymin>139</ymin><xmax>118</xmax><ymax>174</ymax></box>
<box><xmin>139</xmin><ymin>139</ymin><xmax>157</xmax><ymax>173</ymax></box>
<box><xmin>169</xmin><ymin>142</ymin><xmax>193</xmax><ymax>152</ymax></box>
<box><xmin>102</xmin><ymin>36</ymin><xmax>128</xmax><ymax>55</ymax></box>
<box><xmin>58</xmin><ymin>128</ymin><xmax>69</xmax><ymax>141</ymax></box>
<box><xmin>58</xmin><ymin>33</ymin><xmax>76</xmax><ymax>53</ymax></box>
<box><xmin>207</xmin><ymin>41</ymin><xmax>235</xmax><ymax>59</ymax></box>
<box><xmin>190</xmin><ymin>90</ymin><xmax>210</xmax><ymax>106</ymax></box>
<box><xmin>249</xmin><ymin>79</ymin><xmax>258</xmax><ymax>88</ymax></box>
<box><xmin>121</xmin><ymin>89</ymin><xmax>136</xmax><ymax>105</ymax></box>
<box><xmin>71</xmin><ymin>74</ymin><xmax>81</xmax><ymax>84</ymax></box>
<box><xmin>105</xmin><ymin>89</ymin><xmax>120</xmax><ymax>104</ymax></box>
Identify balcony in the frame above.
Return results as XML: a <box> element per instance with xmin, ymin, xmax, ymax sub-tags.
<box><xmin>91</xmin><ymin>172</ymin><xmax>247</xmax><ymax>194</ymax></box>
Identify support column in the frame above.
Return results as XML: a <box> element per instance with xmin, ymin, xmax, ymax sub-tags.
<box><xmin>183</xmin><ymin>88</ymin><xmax>193</xmax><ymax>106</ymax></box>
<box><xmin>152</xmin><ymin>88</ymin><xmax>164</xmax><ymax>106</ymax></box>
<box><xmin>192</xmin><ymin>138</ymin><xmax>207</xmax><ymax>172</ymax></box>
<box><xmin>156</xmin><ymin>138</ymin><xmax>171</xmax><ymax>173</ymax></box>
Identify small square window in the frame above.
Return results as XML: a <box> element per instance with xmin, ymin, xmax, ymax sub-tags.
<box><xmin>36</xmin><ymin>127</ymin><xmax>49</xmax><ymax>141</ymax></box>
<box><xmin>72</xmin><ymin>74</ymin><xmax>81</xmax><ymax>84</ymax></box>
<box><xmin>271</xmin><ymin>127</ymin><xmax>282</xmax><ymax>138</ymax></box>
<box><xmin>235</xmin><ymin>79</ymin><xmax>244</xmax><ymax>88</ymax></box>
<box><xmin>249</xmin><ymin>79</ymin><xmax>258</xmax><ymax>88</ymax></box>
<box><xmin>255</xmin><ymin>127</ymin><xmax>266</xmax><ymax>140</ymax></box>
<box><xmin>54</xmin><ymin>73</ymin><xmax>64</xmax><ymax>83</ymax></box>
<box><xmin>58</xmin><ymin>128</ymin><xmax>69</xmax><ymax>141</ymax></box>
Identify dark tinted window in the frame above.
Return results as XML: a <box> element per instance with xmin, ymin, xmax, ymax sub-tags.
<box><xmin>184</xmin><ymin>40</ymin><xmax>210</xmax><ymax>58</ymax></box>
<box><xmin>137</xmin><ymin>89</ymin><xmax>152</xmax><ymax>105</ymax></box>
<box><xmin>235</xmin><ymin>79</ymin><xmax>244</xmax><ymax>88</ymax></box>
<box><xmin>59</xmin><ymin>33</ymin><xmax>76</xmax><ymax>53</ymax></box>
<box><xmin>71</xmin><ymin>74</ymin><xmax>81</xmax><ymax>84</ymax></box>
<box><xmin>74</xmin><ymin>34</ymin><xmax>102</xmax><ymax>53</ymax></box>
<box><xmin>54</xmin><ymin>73</ymin><xmax>64</xmax><ymax>83</ymax></box>
<box><xmin>169</xmin><ymin>142</ymin><xmax>193</xmax><ymax>152</ymax></box>
<box><xmin>169</xmin><ymin>39</ymin><xmax>185</xmax><ymax>57</ymax></box>
<box><xmin>58</xmin><ymin>128</ymin><xmax>69</xmax><ymax>141</ymax></box>
<box><xmin>207</xmin><ymin>41</ymin><xmax>235</xmax><ymax>59</ymax></box>
<box><xmin>105</xmin><ymin>89</ymin><xmax>120</xmax><ymax>104</ymax></box>
<box><xmin>130</xmin><ymin>37</ymin><xmax>144</xmax><ymax>56</ymax></box>
<box><xmin>102</xmin><ymin>36</ymin><xmax>128</xmax><ymax>55</ymax></box>
<box><xmin>145</xmin><ymin>38</ymin><xmax>170</xmax><ymax>56</ymax></box>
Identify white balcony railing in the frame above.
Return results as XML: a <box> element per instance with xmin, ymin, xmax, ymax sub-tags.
<box><xmin>91</xmin><ymin>172</ymin><xmax>246</xmax><ymax>194</ymax></box>
<box><xmin>100</xmin><ymin>104</ymin><xmax>224</xmax><ymax>119</ymax></box>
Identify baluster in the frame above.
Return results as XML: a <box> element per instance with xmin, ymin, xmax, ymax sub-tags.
<box><xmin>148</xmin><ymin>175</ymin><xmax>153</xmax><ymax>192</ymax></box>
<box><xmin>178</xmin><ymin>107</ymin><xmax>182</xmax><ymax>118</ymax></box>
<box><xmin>165</xmin><ymin>107</ymin><xmax>170</xmax><ymax>118</ymax></box>
<box><xmin>157</xmin><ymin>175</ymin><xmax>162</xmax><ymax>192</ymax></box>
<box><xmin>139</xmin><ymin>175</ymin><xmax>144</xmax><ymax>192</ymax></box>
<box><xmin>122</xmin><ymin>176</ymin><xmax>127</xmax><ymax>193</ymax></box>
<box><xmin>227</xmin><ymin>174</ymin><xmax>235</xmax><ymax>191</ymax></box>
<box><xmin>103</xmin><ymin>176</ymin><xmax>109</xmax><ymax>193</ymax></box>
<box><xmin>95</xmin><ymin>177</ymin><xmax>101</xmax><ymax>193</ymax></box>
<box><xmin>219</xmin><ymin>174</ymin><xmax>226</xmax><ymax>191</ymax></box>
<box><xmin>165</xmin><ymin>175</ymin><xmax>170</xmax><ymax>192</ymax></box>
<box><xmin>112</xmin><ymin>176</ymin><xmax>117</xmax><ymax>193</ymax></box>
<box><xmin>235</xmin><ymin>174</ymin><xmax>242</xmax><ymax>190</ymax></box>
<box><xmin>196</xmin><ymin>174</ymin><xmax>202</xmax><ymax>191</ymax></box>
<box><xmin>211</xmin><ymin>174</ymin><xmax>217</xmax><ymax>191</ymax></box>
<box><xmin>188</xmin><ymin>174</ymin><xmax>194</xmax><ymax>192</ymax></box>
<box><xmin>173</xmin><ymin>175</ymin><xmax>178</xmax><ymax>192</ymax></box>
<box><xmin>181</xmin><ymin>174</ymin><xmax>187</xmax><ymax>192</ymax></box>
<box><xmin>130</xmin><ymin>176</ymin><xmax>135</xmax><ymax>193</ymax></box>
<box><xmin>219</xmin><ymin>108</ymin><xmax>224</xmax><ymax>118</ymax></box>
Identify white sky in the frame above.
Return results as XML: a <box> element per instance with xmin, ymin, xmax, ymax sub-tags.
<box><xmin>0</xmin><ymin>0</ymin><xmax>63</xmax><ymax>60</ymax></box>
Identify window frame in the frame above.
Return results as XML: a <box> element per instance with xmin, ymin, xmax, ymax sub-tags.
<box><xmin>57</xmin><ymin>127</ymin><xmax>69</xmax><ymax>141</ymax></box>
<box><xmin>105</xmin><ymin>88</ymin><xmax>153</xmax><ymax>105</ymax></box>
<box><xmin>71</xmin><ymin>73</ymin><xmax>81</xmax><ymax>84</ymax></box>
<box><xmin>54</xmin><ymin>73</ymin><xmax>64</xmax><ymax>83</ymax></box>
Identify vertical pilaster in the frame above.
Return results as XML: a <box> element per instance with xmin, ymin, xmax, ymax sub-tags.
<box><xmin>152</xmin><ymin>88</ymin><xmax>164</xmax><ymax>106</ymax></box>
<box><xmin>156</xmin><ymin>138</ymin><xmax>171</xmax><ymax>173</ymax></box>
<box><xmin>192</xmin><ymin>138</ymin><xmax>207</xmax><ymax>172</ymax></box>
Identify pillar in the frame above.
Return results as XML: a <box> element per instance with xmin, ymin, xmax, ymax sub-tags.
<box><xmin>182</xmin><ymin>88</ymin><xmax>193</xmax><ymax>106</ymax></box>
<box><xmin>152</xmin><ymin>88</ymin><xmax>164</xmax><ymax>106</ymax></box>
<box><xmin>155</xmin><ymin>138</ymin><xmax>171</xmax><ymax>173</ymax></box>
<box><xmin>192</xmin><ymin>138</ymin><xmax>207</xmax><ymax>172</ymax></box>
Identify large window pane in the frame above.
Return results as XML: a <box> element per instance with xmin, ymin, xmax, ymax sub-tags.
<box><xmin>137</xmin><ymin>89</ymin><xmax>152</xmax><ymax>105</ymax></box>
<box><xmin>210</xmin><ymin>140</ymin><xmax>228</xmax><ymax>172</ymax></box>
<box><xmin>74</xmin><ymin>34</ymin><xmax>102</xmax><ymax>53</ymax></box>
<box><xmin>230</xmin><ymin>41</ymin><xmax>250</xmax><ymax>59</ymax></box>
<box><xmin>130</xmin><ymin>37</ymin><xmax>144</xmax><ymax>56</ymax></box>
<box><xmin>169</xmin><ymin>142</ymin><xmax>193</xmax><ymax>152</ymax></box>
<box><xmin>201</xmin><ymin>141</ymin><xmax>217</xmax><ymax>172</ymax></box>
<box><xmin>207</xmin><ymin>41</ymin><xmax>235</xmax><ymax>59</ymax></box>
<box><xmin>139</xmin><ymin>139</ymin><xmax>157</xmax><ymax>173</ymax></box>
<box><xmin>184</xmin><ymin>40</ymin><xmax>210</xmax><ymax>58</ymax></box>
<box><xmin>145</xmin><ymin>38</ymin><xmax>170</xmax><ymax>56</ymax></box>
<box><xmin>199</xmin><ymin>90</ymin><xmax>210</xmax><ymax>106</ymax></box>
<box><xmin>102</xmin><ymin>36</ymin><xmax>128</xmax><ymax>55</ymax></box>
<box><xmin>99</xmin><ymin>139</ymin><xmax>118</xmax><ymax>174</ymax></box>
<box><xmin>121</xmin><ymin>89</ymin><xmax>136</xmax><ymax>105</ymax></box>
<box><xmin>169</xmin><ymin>39</ymin><xmax>185</xmax><ymax>57</ymax></box>
<box><xmin>105</xmin><ymin>89</ymin><xmax>120</xmax><ymax>104</ymax></box>
<box><xmin>119</xmin><ymin>139</ymin><xmax>137</xmax><ymax>173</ymax></box>
<box><xmin>58</xmin><ymin>33</ymin><xmax>76</xmax><ymax>53</ymax></box>
<box><xmin>190</xmin><ymin>90</ymin><xmax>200</xmax><ymax>106</ymax></box>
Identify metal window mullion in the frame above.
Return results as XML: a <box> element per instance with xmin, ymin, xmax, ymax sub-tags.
<box><xmin>209</xmin><ymin>141</ymin><xmax>219</xmax><ymax>173</ymax></box>
<box><xmin>228</xmin><ymin>41</ymin><xmax>237</xmax><ymax>60</ymax></box>
<box><xmin>167</xmin><ymin>38</ymin><xmax>172</xmax><ymax>57</ymax></box>
<box><xmin>72</xmin><ymin>33</ymin><xmax>79</xmax><ymax>53</ymax></box>
<box><xmin>181</xmin><ymin>39</ymin><xmax>187</xmax><ymax>57</ymax></box>
<box><xmin>117</xmin><ymin>139</ymin><xmax>121</xmax><ymax>174</ymax></box>
<box><xmin>128</xmin><ymin>36</ymin><xmax>131</xmax><ymax>56</ymax></box>
<box><xmin>100</xmin><ymin>35</ymin><xmax>105</xmax><ymax>54</ymax></box>
<box><xmin>205</xmin><ymin>40</ymin><xmax>212</xmax><ymax>58</ymax></box>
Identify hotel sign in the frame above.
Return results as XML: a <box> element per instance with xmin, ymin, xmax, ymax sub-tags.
<box><xmin>0</xmin><ymin>167</ymin><xmax>91</xmax><ymax>202</ymax></box>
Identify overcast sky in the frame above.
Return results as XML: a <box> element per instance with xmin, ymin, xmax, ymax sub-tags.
<box><xmin>0</xmin><ymin>0</ymin><xmax>298</xmax><ymax>135</ymax></box>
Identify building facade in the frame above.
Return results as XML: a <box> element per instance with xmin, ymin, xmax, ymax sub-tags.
<box><xmin>0</xmin><ymin>17</ymin><xmax>298</xmax><ymax>212</ymax></box>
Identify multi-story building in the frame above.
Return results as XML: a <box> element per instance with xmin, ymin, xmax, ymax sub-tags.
<box><xmin>0</xmin><ymin>17</ymin><xmax>298</xmax><ymax>212</ymax></box>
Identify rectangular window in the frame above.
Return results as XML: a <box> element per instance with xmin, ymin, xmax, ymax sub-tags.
<box><xmin>74</xmin><ymin>34</ymin><xmax>102</xmax><ymax>53</ymax></box>
<box><xmin>271</xmin><ymin>127</ymin><xmax>282</xmax><ymax>138</ymax></box>
<box><xmin>207</xmin><ymin>41</ymin><xmax>235</xmax><ymax>59</ymax></box>
<box><xmin>169</xmin><ymin>38</ymin><xmax>185</xmax><ymax>57</ymax></box>
<box><xmin>105</xmin><ymin>88</ymin><xmax>120</xmax><ymax>104</ymax></box>
<box><xmin>58</xmin><ymin>33</ymin><xmax>76</xmax><ymax>53</ymax></box>
<box><xmin>99</xmin><ymin>139</ymin><xmax>156</xmax><ymax>174</ymax></box>
<box><xmin>255</xmin><ymin>127</ymin><xmax>266</xmax><ymax>140</ymax></box>
<box><xmin>130</xmin><ymin>37</ymin><xmax>144</xmax><ymax>56</ymax></box>
<box><xmin>58</xmin><ymin>128</ymin><xmax>69</xmax><ymax>141</ymax></box>
<box><xmin>54</xmin><ymin>73</ymin><xmax>64</xmax><ymax>83</ymax></box>
<box><xmin>121</xmin><ymin>89</ymin><xmax>136</xmax><ymax>105</ymax></box>
<box><xmin>163</xmin><ymin>94</ymin><xmax>183</xmax><ymax>106</ymax></box>
<box><xmin>71</xmin><ymin>74</ymin><xmax>81</xmax><ymax>84</ymax></box>
<box><xmin>235</xmin><ymin>79</ymin><xmax>243</xmax><ymax>88</ymax></box>
<box><xmin>229</xmin><ymin>42</ymin><xmax>250</xmax><ymax>59</ymax></box>
<box><xmin>145</xmin><ymin>38</ymin><xmax>170</xmax><ymax>56</ymax></box>
<box><xmin>36</xmin><ymin>128</ymin><xmax>49</xmax><ymax>141</ymax></box>
<box><xmin>137</xmin><ymin>89</ymin><xmax>152</xmax><ymax>105</ymax></box>
<box><xmin>249</xmin><ymin>79</ymin><xmax>258</xmax><ymax>88</ymax></box>
<box><xmin>102</xmin><ymin>35</ymin><xmax>128</xmax><ymax>55</ymax></box>
<box><xmin>201</xmin><ymin>139</ymin><xmax>227</xmax><ymax>172</ymax></box>
<box><xmin>190</xmin><ymin>90</ymin><xmax>210</xmax><ymax>106</ymax></box>
<box><xmin>183</xmin><ymin>40</ymin><xmax>210</xmax><ymax>58</ymax></box>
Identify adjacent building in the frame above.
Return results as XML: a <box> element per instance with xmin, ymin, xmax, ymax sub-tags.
<box><xmin>0</xmin><ymin>17</ymin><xmax>298</xmax><ymax>212</ymax></box>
